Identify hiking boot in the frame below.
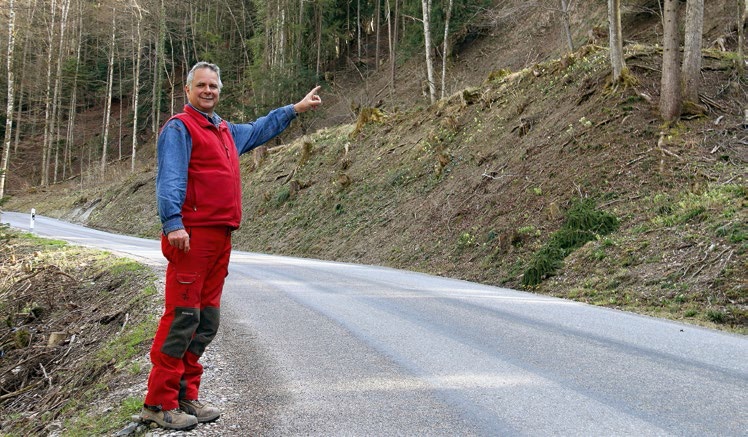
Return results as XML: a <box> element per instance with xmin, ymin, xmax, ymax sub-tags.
<box><xmin>179</xmin><ymin>399</ymin><xmax>221</xmax><ymax>423</ymax></box>
<box><xmin>139</xmin><ymin>406</ymin><xmax>198</xmax><ymax>430</ymax></box>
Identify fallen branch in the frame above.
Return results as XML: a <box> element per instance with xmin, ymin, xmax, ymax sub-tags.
<box><xmin>481</xmin><ymin>169</ymin><xmax>516</xmax><ymax>180</ymax></box>
<box><xmin>60</xmin><ymin>334</ymin><xmax>77</xmax><ymax>360</ymax></box>
<box><xmin>599</xmin><ymin>195</ymin><xmax>643</xmax><ymax>208</ymax></box>
<box><xmin>687</xmin><ymin>247</ymin><xmax>732</xmax><ymax>279</ymax></box>
<box><xmin>656</xmin><ymin>132</ymin><xmax>683</xmax><ymax>161</ymax></box>
<box><xmin>0</xmin><ymin>351</ymin><xmax>51</xmax><ymax>379</ymax></box>
<box><xmin>118</xmin><ymin>313</ymin><xmax>130</xmax><ymax>335</ymax></box>
<box><xmin>619</xmin><ymin>148</ymin><xmax>653</xmax><ymax>173</ymax></box>
<box><xmin>660</xmin><ymin>147</ymin><xmax>683</xmax><ymax>160</ymax></box>
<box><xmin>39</xmin><ymin>363</ymin><xmax>53</xmax><ymax>388</ymax></box>
<box><xmin>699</xmin><ymin>93</ymin><xmax>728</xmax><ymax>112</ymax></box>
<box><xmin>0</xmin><ymin>380</ymin><xmax>44</xmax><ymax>402</ymax></box>
<box><xmin>52</xmin><ymin>269</ymin><xmax>77</xmax><ymax>282</ymax></box>
<box><xmin>718</xmin><ymin>249</ymin><xmax>735</xmax><ymax>272</ymax></box>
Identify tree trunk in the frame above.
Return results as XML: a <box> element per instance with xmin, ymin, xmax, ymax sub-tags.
<box><xmin>375</xmin><ymin>0</ymin><xmax>381</xmax><ymax>69</ymax></box>
<box><xmin>64</xmin><ymin>0</ymin><xmax>83</xmax><ymax>180</ymax></box>
<box><xmin>13</xmin><ymin>0</ymin><xmax>38</xmax><ymax>155</ymax></box>
<box><xmin>660</xmin><ymin>0</ymin><xmax>682</xmax><ymax>121</ymax></box>
<box><xmin>189</xmin><ymin>3</ymin><xmax>198</xmax><ymax>61</ymax></box>
<box><xmin>441</xmin><ymin>0</ymin><xmax>453</xmax><ymax>99</ymax></box>
<box><xmin>53</xmin><ymin>99</ymin><xmax>62</xmax><ymax>183</ymax></box>
<box><xmin>101</xmin><ymin>9</ymin><xmax>116</xmax><ymax>175</ymax></box>
<box><xmin>388</xmin><ymin>0</ymin><xmax>398</xmax><ymax>98</ymax></box>
<box><xmin>421</xmin><ymin>0</ymin><xmax>436</xmax><ymax>103</ymax></box>
<box><xmin>298</xmin><ymin>0</ymin><xmax>304</xmax><ymax>66</ymax></box>
<box><xmin>168</xmin><ymin>32</ymin><xmax>175</xmax><ymax>115</ymax></box>
<box><xmin>738</xmin><ymin>0</ymin><xmax>746</xmax><ymax>76</ymax></box>
<box><xmin>560</xmin><ymin>0</ymin><xmax>574</xmax><ymax>53</ymax></box>
<box><xmin>279</xmin><ymin>6</ymin><xmax>286</xmax><ymax>68</ymax></box>
<box><xmin>152</xmin><ymin>0</ymin><xmax>166</xmax><ymax>135</ymax></box>
<box><xmin>608</xmin><ymin>0</ymin><xmax>625</xmax><ymax>82</ymax></box>
<box><xmin>131</xmin><ymin>0</ymin><xmax>143</xmax><ymax>172</ymax></box>
<box><xmin>41</xmin><ymin>0</ymin><xmax>58</xmax><ymax>186</ymax></box>
<box><xmin>357</xmin><ymin>0</ymin><xmax>362</xmax><ymax>61</ymax></box>
<box><xmin>316</xmin><ymin>1</ymin><xmax>322</xmax><ymax>77</ymax></box>
<box><xmin>118</xmin><ymin>56</ymin><xmax>123</xmax><ymax>160</ymax></box>
<box><xmin>223</xmin><ymin>1</ymin><xmax>251</xmax><ymax>93</ymax></box>
<box><xmin>682</xmin><ymin>0</ymin><xmax>703</xmax><ymax>104</ymax></box>
<box><xmin>0</xmin><ymin>0</ymin><xmax>16</xmax><ymax>200</ymax></box>
<box><xmin>51</xmin><ymin>0</ymin><xmax>71</xmax><ymax>184</ymax></box>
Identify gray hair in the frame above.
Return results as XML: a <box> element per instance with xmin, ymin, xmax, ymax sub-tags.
<box><xmin>186</xmin><ymin>62</ymin><xmax>223</xmax><ymax>90</ymax></box>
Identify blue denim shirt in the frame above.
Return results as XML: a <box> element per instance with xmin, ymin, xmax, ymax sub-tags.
<box><xmin>156</xmin><ymin>104</ymin><xmax>297</xmax><ymax>234</ymax></box>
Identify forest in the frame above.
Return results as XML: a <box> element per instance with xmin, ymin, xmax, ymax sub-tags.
<box><xmin>0</xmin><ymin>0</ymin><xmax>496</xmax><ymax>195</ymax></box>
<box><xmin>0</xmin><ymin>0</ymin><xmax>743</xmax><ymax>200</ymax></box>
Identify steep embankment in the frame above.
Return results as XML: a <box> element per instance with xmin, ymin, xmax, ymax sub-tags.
<box><xmin>6</xmin><ymin>43</ymin><xmax>746</xmax><ymax>332</ymax></box>
<box><xmin>234</xmin><ymin>46</ymin><xmax>747</xmax><ymax>331</ymax></box>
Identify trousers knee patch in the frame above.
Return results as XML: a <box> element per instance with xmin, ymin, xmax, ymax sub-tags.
<box><xmin>188</xmin><ymin>307</ymin><xmax>220</xmax><ymax>357</ymax></box>
<box><xmin>161</xmin><ymin>307</ymin><xmax>200</xmax><ymax>358</ymax></box>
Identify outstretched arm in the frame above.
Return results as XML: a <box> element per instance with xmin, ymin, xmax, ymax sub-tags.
<box><xmin>293</xmin><ymin>86</ymin><xmax>323</xmax><ymax>114</ymax></box>
<box><xmin>232</xmin><ymin>86</ymin><xmax>323</xmax><ymax>155</ymax></box>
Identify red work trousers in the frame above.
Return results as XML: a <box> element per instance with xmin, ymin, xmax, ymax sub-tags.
<box><xmin>145</xmin><ymin>226</ymin><xmax>232</xmax><ymax>410</ymax></box>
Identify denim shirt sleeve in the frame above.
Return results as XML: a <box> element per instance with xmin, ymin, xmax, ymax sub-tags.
<box><xmin>230</xmin><ymin>104</ymin><xmax>297</xmax><ymax>155</ymax></box>
<box><xmin>156</xmin><ymin>119</ymin><xmax>192</xmax><ymax>235</ymax></box>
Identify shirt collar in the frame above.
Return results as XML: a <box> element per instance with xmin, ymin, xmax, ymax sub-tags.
<box><xmin>187</xmin><ymin>103</ymin><xmax>222</xmax><ymax>127</ymax></box>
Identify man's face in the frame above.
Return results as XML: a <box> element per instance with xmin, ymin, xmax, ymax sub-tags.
<box><xmin>185</xmin><ymin>68</ymin><xmax>220</xmax><ymax>115</ymax></box>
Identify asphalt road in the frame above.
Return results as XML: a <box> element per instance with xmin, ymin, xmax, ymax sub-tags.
<box><xmin>2</xmin><ymin>211</ymin><xmax>747</xmax><ymax>436</ymax></box>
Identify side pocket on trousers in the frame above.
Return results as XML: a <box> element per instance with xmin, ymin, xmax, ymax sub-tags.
<box><xmin>167</xmin><ymin>272</ymin><xmax>200</xmax><ymax>307</ymax></box>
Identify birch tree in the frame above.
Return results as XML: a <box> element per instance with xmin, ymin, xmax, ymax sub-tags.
<box><xmin>660</xmin><ymin>0</ymin><xmax>681</xmax><ymax>121</ymax></box>
<box><xmin>422</xmin><ymin>0</ymin><xmax>436</xmax><ymax>103</ymax></box>
<box><xmin>738</xmin><ymin>0</ymin><xmax>746</xmax><ymax>76</ymax></box>
<box><xmin>681</xmin><ymin>0</ymin><xmax>704</xmax><ymax>105</ymax></box>
<box><xmin>131</xmin><ymin>0</ymin><xmax>144</xmax><ymax>172</ymax></box>
<box><xmin>0</xmin><ymin>0</ymin><xmax>16</xmax><ymax>200</ymax></box>
<box><xmin>441</xmin><ymin>0</ymin><xmax>453</xmax><ymax>99</ymax></box>
<box><xmin>101</xmin><ymin>10</ymin><xmax>116</xmax><ymax>174</ymax></box>
<box><xmin>152</xmin><ymin>0</ymin><xmax>166</xmax><ymax>135</ymax></box>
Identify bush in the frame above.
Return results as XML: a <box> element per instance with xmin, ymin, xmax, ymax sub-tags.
<box><xmin>706</xmin><ymin>310</ymin><xmax>726</xmax><ymax>324</ymax></box>
<box><xmin>522</xmin><ymin>199</ymin><xmax>618</xmax><ymax>287</ymax></box>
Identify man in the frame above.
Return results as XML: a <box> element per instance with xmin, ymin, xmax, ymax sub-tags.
<box><xmin>140</xmin><ymin>61</ymin><xmax>322</xmax><ymax>430</ymax></box>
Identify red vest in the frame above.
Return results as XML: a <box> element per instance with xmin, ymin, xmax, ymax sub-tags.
<box><xmin>172</xmin><ymin>105</ymin><xmax>242</xmax><ymax>229</ymax></box>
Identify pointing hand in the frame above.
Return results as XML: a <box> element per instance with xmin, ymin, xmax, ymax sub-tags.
<box><xmin>294</xmin><ymin>86</ymin><xmax>323</xmax><ymax>114</ymax></box>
